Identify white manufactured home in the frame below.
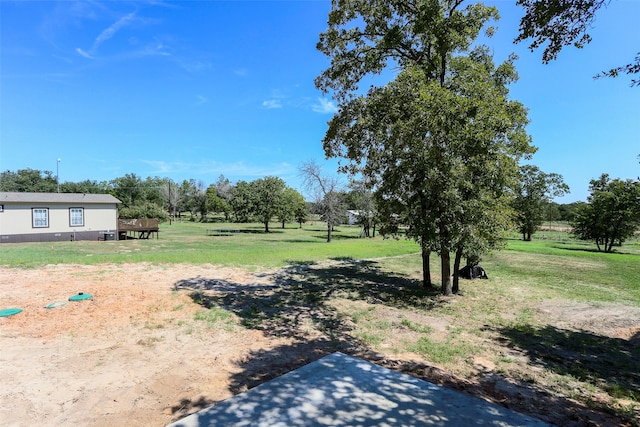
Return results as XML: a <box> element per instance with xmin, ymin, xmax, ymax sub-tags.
<box><xmin>0</xmin><ymin>192</ymin><xmax>121</xmax><ymax>243</ymax></box>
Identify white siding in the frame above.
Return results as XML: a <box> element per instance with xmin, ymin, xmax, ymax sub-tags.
<box><xmin>0</xmin><ymin>203</ymin><xmax>118</xmax><ymax>236</ymax></box>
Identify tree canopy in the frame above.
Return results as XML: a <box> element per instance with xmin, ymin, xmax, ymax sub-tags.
<box><xmin>571</xmin><ymin>174</ymin><xmax>640</xmax><ymax>252</ymax></box>
<box><xmin>316</xmin><ymin>0</ymin><xmax>500</xmax><ymax>98</ymax></box>
<box><xmin>0</xmin><ymin>169</ymin><xmax>58</xmax><ymax>193</ymax></box>
<box><xmin>317</xmin><ymin>0</ymin><xmax>535</xmax><ymax>294</ymax></box>
<box><xmin>251</xmin><ymin>176</ymin><xmax>286</xmax><ymax>233</ymax></box>
<box><xmin>515</xmin><ymin>0</ymin><xmax>639</xmax><ymax>86</ymax></box>
<box><xmin>277</xmin><ymin>187</ymin><xmax>307</xmax><ymax>229</ymax></box>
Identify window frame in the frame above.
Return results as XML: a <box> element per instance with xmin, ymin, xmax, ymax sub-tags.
<box><xmin>32</xmin><ymin>208</ymin><xmax>49</xmax><ymax>228</ymax></box>
<box><xmin>69</xmin><ymin>207</ymin><xmax>84</xmax><ymax>227</ymax></box>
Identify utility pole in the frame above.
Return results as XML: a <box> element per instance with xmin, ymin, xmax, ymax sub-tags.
<box><xmin>57</xmin><ymin>158</ymin><xmax>61</xmax><ymax>193</ymax></box>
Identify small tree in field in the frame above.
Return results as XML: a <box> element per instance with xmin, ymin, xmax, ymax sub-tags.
<box><xmin>251</xmin><ymin>176</ymin><xmax>286</xmax><ymax>233</ymax></box>
<box><xmin>571</xmin><ymin>174</ymin><xmax>640</xmax><ymax>252</ymax></box>
<box><xmin>160</xmin><ymin>179</ymin><xmax>180</xmax><ymax>223</ymax></box>
<box><xmin>513</xmin><ymin>165</ymin><xmax>569</xmax><ymax>241</ymax></box>
<box><xmin>205</xmin><ymin>184</ymin><xmax>230</xmax><ymax>221</ymax></box>
<box><xmin>276</xmin><ymin>187</ymin><xmax>307</xmax><ymax>229</ymax></box>
<box><xmin>294</xmin><ymin>200</ymin><xmax>309</xmax><ymax>228</ymax></box>
<box><xmin>300</xmin><ymin>160</ymin><xmax>342</xmax><ymax>243</ymax></box>
<box><xmin>230</xmin><ymin>181</ymin><xmax>254</xmax><ymax>223</ymax></box>
<box><xmin>214</xmin><ymin>175</ymin><xmax>234</xmax><ymax>221</ymax></box>
<box><xmin>348</xmin><ymin>178</ymin><xmax>377</xmax><ymax>237</ymax></box>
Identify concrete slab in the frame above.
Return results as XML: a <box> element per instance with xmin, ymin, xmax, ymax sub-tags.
<box><xmin>168</xmin><ymin>352</ymin><xmax>552</xmax><ymax>427</ymax></box>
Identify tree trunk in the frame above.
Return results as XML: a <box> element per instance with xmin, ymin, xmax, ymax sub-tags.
<box><xmin>421</xmin><ymin>247</ymin><xmax>432</xmax><ymax>288</ymax></box>
<box><xmin>441</xmin><ymin>252</ymin><xmax>452</xmax><ymax>296</ymax></box>
<box><xmin>265</xmin><ymin>221</ymin><xmax>270</xmax><ymax>233</ymax></box>
<box><xmin>452</xmin><ymin>248</ymin><xmax>463</xmax><ymax>294</ymax></box>
<box><xmin>282</xmin><ymin>220</ymin><xmax>285</xmax><ymax>229</ymax></box>
<box><xmin>327</xmin><ymin>221</ymin><xmax>332</xmax><ymax>243</ymax></box>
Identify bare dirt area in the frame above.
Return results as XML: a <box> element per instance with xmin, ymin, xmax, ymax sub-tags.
<box><xmin>0</xmin><ymin>263</ymin><xmax>281</xmax><ymax>426</ymax></box>
<box><xmin>1</xmin><ymin>263</ymin><xmax>639</xmax><ymax>426</ymax></box>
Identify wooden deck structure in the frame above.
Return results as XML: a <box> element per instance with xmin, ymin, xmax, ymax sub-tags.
<box><xmin>118</xmin><ymin>218</ymin><xmax>159</xmax><ymax>240</ymax></box>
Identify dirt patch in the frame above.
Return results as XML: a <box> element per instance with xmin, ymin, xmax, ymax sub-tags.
<box><xmin>537</xmin><ymin>300</ymin><xmax>640</xmax><ymax>339</ymax></box>
<box><xmin>1</xmin><ymin>263</ymin><xmax>638</xmax><ymax>426</ymax></box>
<box><xmin>0</xmin><ymin>264</ymin><xmax>276</xmax><ymax>426</ymax></box>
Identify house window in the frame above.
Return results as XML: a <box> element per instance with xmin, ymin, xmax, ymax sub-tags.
<box><xmin>70</xmin><ymin>208</ymin><xmax>84</xmax><ymax>227</ymax></box>
<box><xmin>32</xmin><ymin>208</ymin><xmax>49</xmax><ymax>228</ymax></box>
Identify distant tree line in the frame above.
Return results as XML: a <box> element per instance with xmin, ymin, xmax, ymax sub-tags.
<box><xmin>1</xmin><ymin>167</ymin><xmax>637</xmax><ymax>251</ymax></box>
<box><xmin>0</xmin><ymin>168</ymin><xmax>371</xmax><ymax>232</ymax></box>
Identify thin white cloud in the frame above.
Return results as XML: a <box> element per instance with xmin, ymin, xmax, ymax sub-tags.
<box><xmin>312</xmin><ymin>97</ymin><xmax>338</xmax><ymax>114</ymax></box>
<box><xmin>262</xmin><ymin>99</ymin><xmax>282</xmax><ymax>109</ymax></box>
<box><xmin>94</xmin><ymin>11</ymin><xmax>136</xmax><ymax>49</ymax></box>
<box><xmin>195</xmin><ymin>95</ymin><xmax>207</xmax><ymax>106</ymax></box>
<box><xmin>75</xmin><ymin>48</ymin><xmax>93</xmax><ymax>59</ymax></box>
<box><xmin>76</xmin><ymin>11</ymin><xmax>137</xmax><ymax>58</ymax></box>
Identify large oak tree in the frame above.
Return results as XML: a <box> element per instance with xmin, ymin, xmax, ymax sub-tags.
<box><xmin>316</xmin><ymin>0</ymin><xmax>535</xmax><ymax>294</ymax></box>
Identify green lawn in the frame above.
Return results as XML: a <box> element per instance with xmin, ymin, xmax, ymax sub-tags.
<box><xmin>0</xmin><ymin>221</ymin><xmax>421</xmax><ymax>268</ymax></box>
<box><xmin>2</xmin><ymin>221</ymin><xmax>638</xmax><ymax>307</ymax></box>
<box><xmin>484</xmin><ymin>238</ymin><xmax>640</xmax><ymax>306</ymax></box>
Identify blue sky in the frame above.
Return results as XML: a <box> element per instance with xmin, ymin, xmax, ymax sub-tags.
<box><xmin>1</xmin><ymin>0</ymin><xmax>638</xmax><ymax>203</ymax></box>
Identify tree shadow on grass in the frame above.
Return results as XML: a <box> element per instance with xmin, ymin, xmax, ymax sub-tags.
<box><xmin>556</xmin><ymin>245</ymin><xmax>640</xmax><ymax>256</ymax></box>
<box><xmin>170</xmin><ymin>260</ymin><xmax>458</xmax><ymax>422</ymax></box>
<box><xmin>175</xmin><ymin>259</ymin><xmax>440</xmax><ymax>343</ymax></box>
<box><xmin>311</xmin><ymin>233</ymin><xmax>361</xmax><ymax>240</ymax></box>
<box><xmin>170</xmin><ymin>261</ymin><xmax>637</xmax><ymax>426</ymax></box>
<box><xmin>242</xmin><ymin>229</ymin><xmax>284</xmax><ymax>234</ymax></box>
<box><xmin>170</xmin><ymin>259</ymin><xmax>442</xmax><ymax>421</ymax></box>
<box><xmin>284</xmin><ymin>259</ymin><xmax>318</xmax><ymax>266</ymax></box>
<box><xmin>487</xmin><ymin>323</ymin><xmax>640</xmax><ymax>423</ymax></box>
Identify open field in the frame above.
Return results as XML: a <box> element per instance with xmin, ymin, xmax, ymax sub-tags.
<box><xmin>0</xmin><ymin>221</ymin><xmax>420</xmax><ymax>268</ymax></box>
<box><xmin>1</xmin><ymin>222</ymin><xmax>639</xmax><ymax>426</ymax></box>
